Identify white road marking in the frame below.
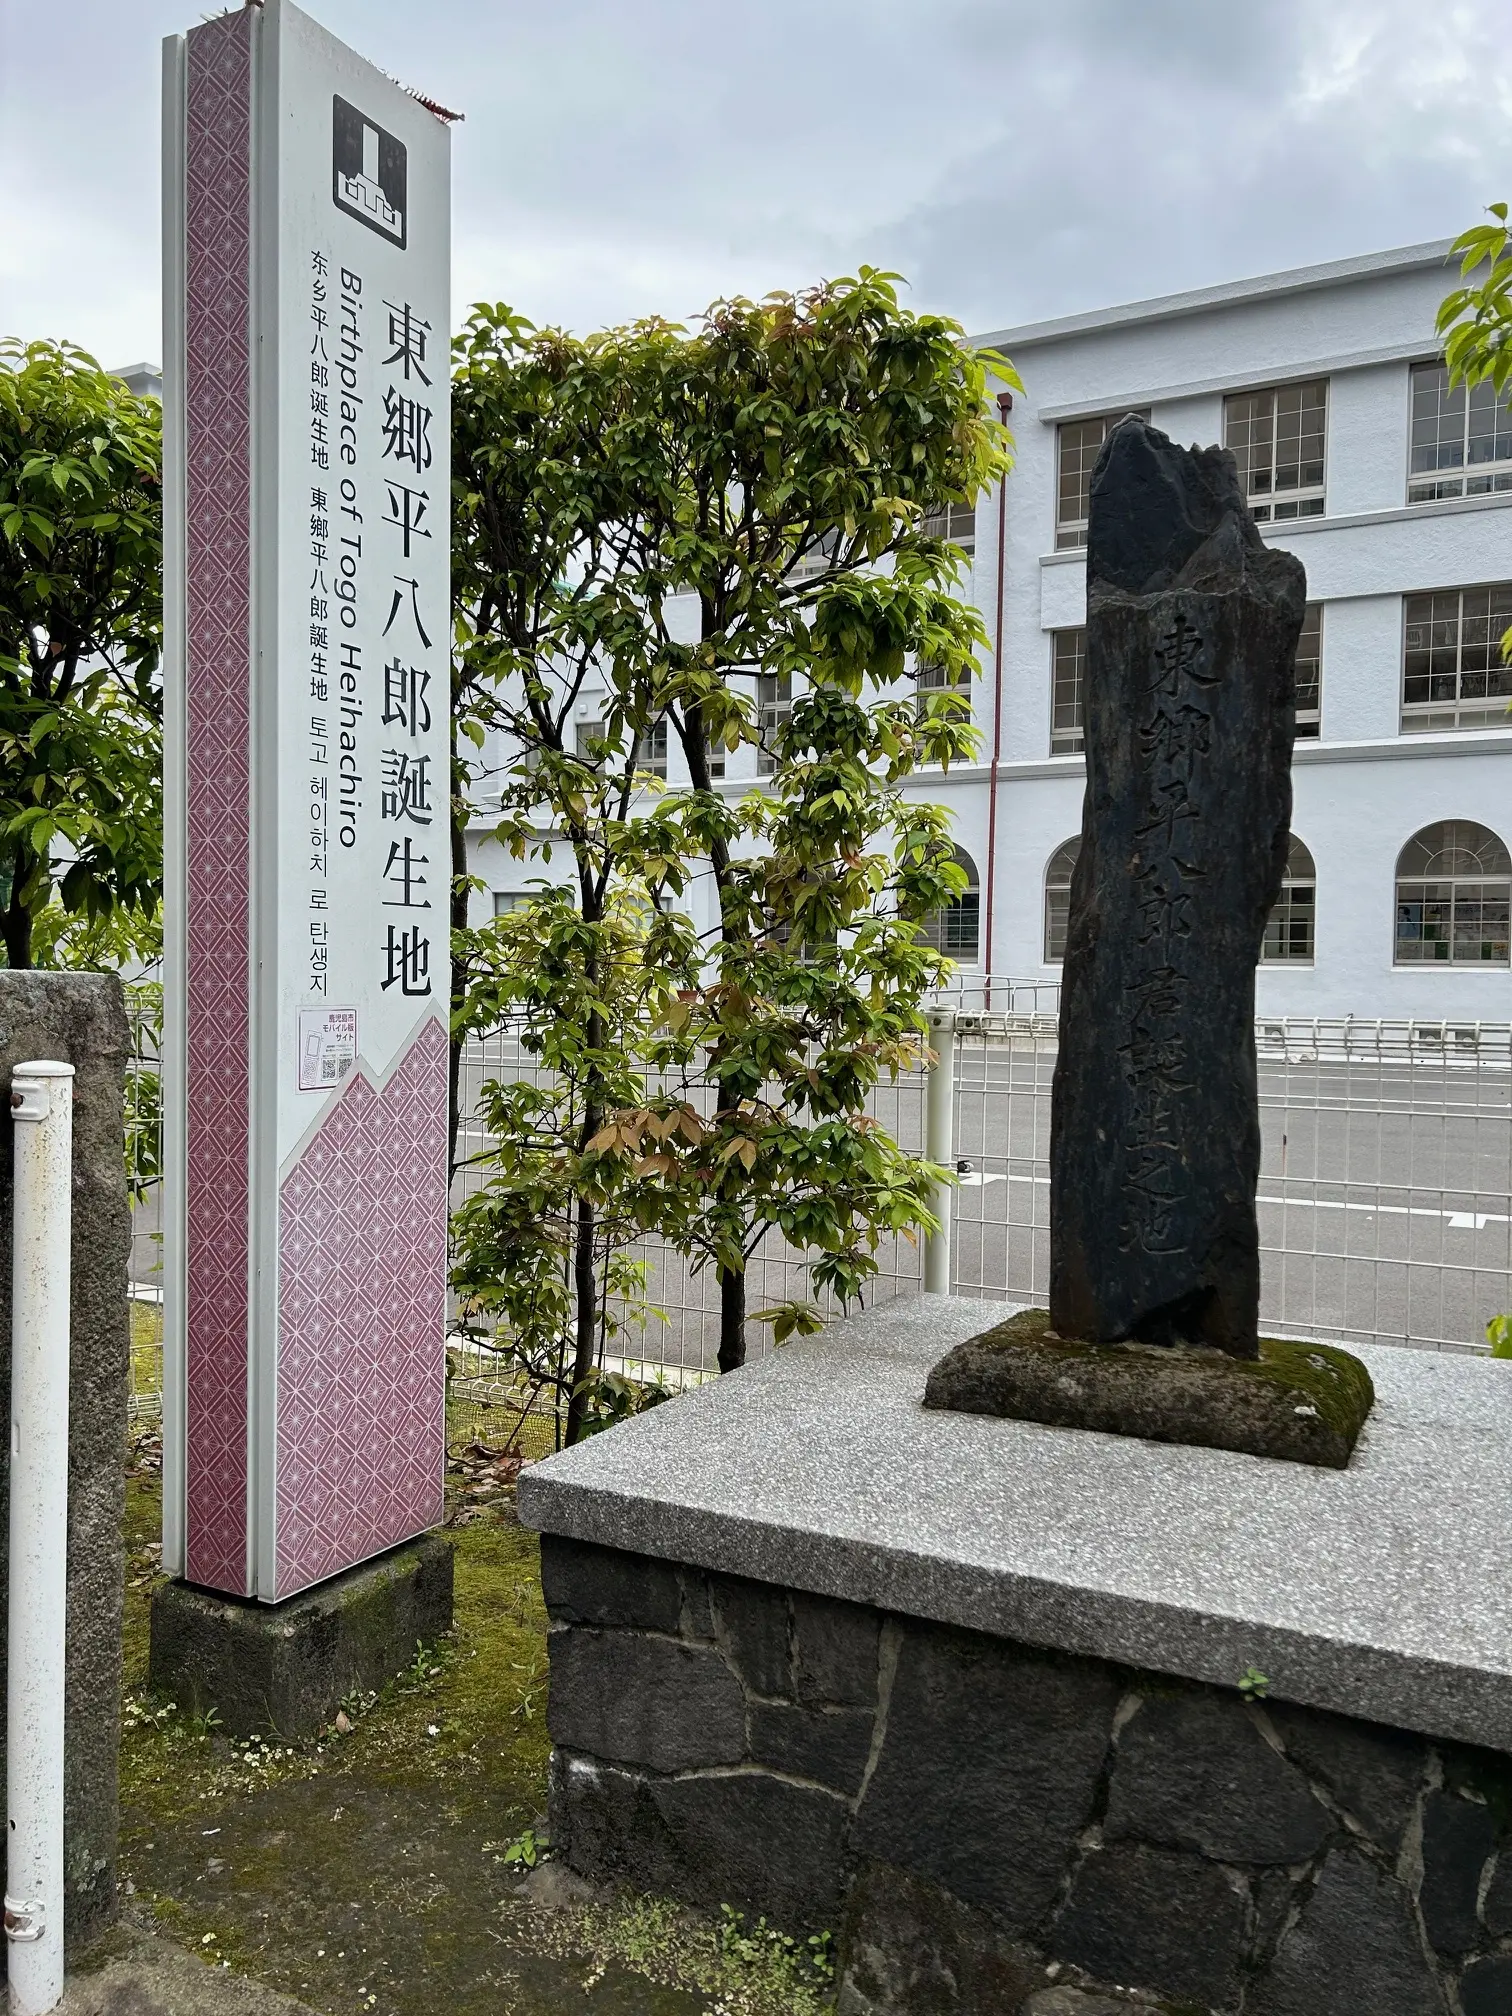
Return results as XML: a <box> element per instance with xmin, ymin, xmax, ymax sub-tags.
<box><xmin>955</xmin><ymin>1171</ymin><xmax>1510</xmax><ymax>1229</ymax></box>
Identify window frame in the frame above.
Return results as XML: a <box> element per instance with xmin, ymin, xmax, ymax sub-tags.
<box><xmin>914</xmin><ymin>656</ymin><xmax>972</xmax><ymax>741</ymax></box>
<box><xmin>1054</xmin><ymin>410</ymin><xmax>1151</xmax><ymax>551</ymax></box>
<box><xmin>1260</xmin><ymin>835</ymin><xmax>1316</xmax><ymax>965</ymax></box>
<box><xmin>918</xmin><ymin>847</ymin><xmax>981</xmax><ymax>965</ymax></box>
<box><xmin>633</xmin><ymin>718</ymin><xmax>668</xmax><ymax>779</ymax></box>
<box><xmin>1394</xmin><ymin>821</ymin><xmax>1511</xmax><ymax>968</ymax></box>
<box><xmin>1400</xmin><ymin>584</ymin><xmax>1512</xmax><ymax>734</ymax></box>
<box><xmin>1222</xmin><ymin>378</ymin><xmax>1328</xmax><ymax>523</ymax></box>
<box><xmin>1294</xmin><ymin>603</ymin><xmax>1322</xmax><ymax>739</ymax></box>
<box><xmin>756</xmin><ymin>672</ymin><xmax>793</xmax><ymax>777</ymax></box>
<box><xmin>919</xmin><ymin>498</ymin><xmax>977</xmax><ymax>554</ymax></box>
<box><xmin>1050</xmin><ymin>627</ymin><xmax>1085</xmax><ymax>755</ymax></box>
<box><xmin>1407</xmin><ymin>360</ymin><xmax>1512</xmax><ymax>504</ymax></box>
<box><xmin>1043</xmin><ymin>837</ymin><xmax>1080</xmax><ymax>963</ymax></box>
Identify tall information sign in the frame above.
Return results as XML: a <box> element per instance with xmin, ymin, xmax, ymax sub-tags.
<box><xmin>162</xmin><ymin>2</ymin><xmax>452</xmax><ymax>1600</ymax></box>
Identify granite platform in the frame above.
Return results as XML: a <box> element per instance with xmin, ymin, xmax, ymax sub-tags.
<box><xmin>518</xmin><ymin>1294</ymin><xmax>1512</xmax><ymax>1753</ymax></box>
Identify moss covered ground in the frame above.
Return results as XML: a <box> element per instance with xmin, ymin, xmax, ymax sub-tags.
<box><xmin>119</xmin><ymin>1464</ymin><xmax>836</xmax><ymax>2016</ymax></box>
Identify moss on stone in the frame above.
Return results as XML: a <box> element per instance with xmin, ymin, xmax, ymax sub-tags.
<box><xmin>118</xmin><ymin>1476</ymin><xmax>835</xmax><ymax>2014</ymax></box>
<box><xmin>925</xmin><ymin>1310</ymin><xmax>1375</xmax><ymax>1468</ymax></box>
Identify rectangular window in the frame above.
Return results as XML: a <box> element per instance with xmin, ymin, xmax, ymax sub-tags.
<box><xmin>1055</xmin><ymin>411</ymin><xmax>1151</xmax><ymax>550</ymax></box>
<box><xmin>788</xmin><ymin>528</ymin><xmax>838</xmax><ymax>581</ymax></box>
<box><xmin>1261</xmin><ymin>884</ymin><xmax>1315</xmax><ymax>963</ymax></box>
<box><xmin>1294</xmin><ymin>603</ymin><xmax>1322</xmax><ymax>739</ymax></box>
<box><xmin>919</xmin><ymin>499</ymin><xmax>977</xmax><ymax>553</ymax></box>
<box><xmin>575</xmin><ymin>719</ymin><xmax>606</xmax><ymax>758</ymax></box>
<box><xmin>702</xmin><ymin>729</ymin><xmax>725</xmax><ymax>782</ymax></box>
<box><xmin>493</xmin><ymin>890</ymin><xmax>533</xmax><ymax>917</ymax></box>
<box><xmin>634</xmin><ymin>719</ymin><xmax>668</xmax><ymax>778</ymax></box>
<box><xmin>1044</xmin><ymin>887</ymin><xmax>1070</xmax><ymax>963</ymax></box>
<box><xmin>922</xmin><ymin>893</ymin><xmax>980</xmax><ymax>962</ymax></box>
<box><xmin>757</xmin><ymin>673</ymin><xmax>793</xmax><ymax>776</ymax></box>
<box><xmin>1395</xmin><ymin>882</ymin><xmax>1511</xmax><ymax>964</ymax></box>
<box><xmin>1223</xmin><ymin>380</ymin><xmax>1327</xmax><ymax>521</ymax></box>
<box><xmin>914</xmin><ymin>657</ymin><xmax>971</xmax><ymax>730</ymax></box>
<box><xmin>1050</xmin><ymin>629</ymin><xmax>1085</xmax><ymax>754</ymax></box>
<box><xmin>1401</xmin><ymin>585</ymin><xmax>1512</xmax><ymax>733</ymax></box>
<box><xmin>1408</xmin><ymin>361</ymin><xmax>1512</xmax><ymax>503</ymax></box>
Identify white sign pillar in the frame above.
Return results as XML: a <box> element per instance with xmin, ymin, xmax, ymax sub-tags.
<box><xmin>162</xmin><ymin>1</ymin><xmax>453</xmax><ymax>1601</ymax></box>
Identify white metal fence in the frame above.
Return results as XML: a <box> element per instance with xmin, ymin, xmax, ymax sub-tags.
<box><xmin>126</xmin><ymin>995</ymin><xmax>1512</xmax><ymax>1422</ymax></box>
<box><xmin>453</xmin><ymin>1003</ymin><xmax>1512</xmax><ymax>1373</ymax></box>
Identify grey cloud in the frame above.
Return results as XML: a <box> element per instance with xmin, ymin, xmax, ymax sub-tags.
<box><xmin>0</xmin><ymin>0</ymin><xmax>1505</xmax><ymax>367</ymax></box>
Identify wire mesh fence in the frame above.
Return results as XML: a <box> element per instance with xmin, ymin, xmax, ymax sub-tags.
<box><xmin>124</xmin><ymin>993</ymin><xmax>1512</xmax><ymax>1435</ymax></box>
<box><xmin>946</xmin><ymin>1011</ymin><xmax>1512</xmax><ymax>1358</ymax></box>
<box><xmin>452</xmin><ymin>1024</ymin><xmax>927</xmax><ymax>1391</ymax></box>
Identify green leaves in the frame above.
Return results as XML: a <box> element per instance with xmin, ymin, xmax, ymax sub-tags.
<box><xmin>450</xmin><ymin>269</ymin><xmax>1016</xmax><ymax>1384</ymax></box>
<box><xmin>1438</xmin><ymin>206</ymin><xmax>1512</xmax><ymax>399</ymax></box>
<box><xmin>0</xmin><ymin>339</ymin><xmax>162</xmax><ymax>967</ymax></box>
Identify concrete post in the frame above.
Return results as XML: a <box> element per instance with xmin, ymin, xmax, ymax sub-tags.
<box><xmin>924</xmin><ymin>1010</ymin><xmax>956</xmax><ymax>1295</ymax></box>
<box><xmin>0</xmin><ymin>973</ymin><xmax>129</xmax><ymax>1964</ymax></box>
<box><xmin>6</xmin><ymin>1063</ymin><xmax>73</xmax><ymax>2015</ymax></box>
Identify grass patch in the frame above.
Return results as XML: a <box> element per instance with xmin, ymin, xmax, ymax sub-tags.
<box><xmin>120</xmin><ymin>1476</ymin><xmax>836</xmax><ymax>2014</ymax></box>
<box><xmin>511</xmin><ymin>1894</ymin><xmax>835</xmax><ymax>2015</ymax></box>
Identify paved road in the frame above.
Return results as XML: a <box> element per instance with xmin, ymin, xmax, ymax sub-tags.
<box><xmin>942</xmin><ymin>1044</ymin><xmax>1512</xmax><ymax>1355</ymax></box>
<box><xmin>138</xmin><ymin>1038</ymin><xmax>1512</xmax><ymax>1370</ymax></box>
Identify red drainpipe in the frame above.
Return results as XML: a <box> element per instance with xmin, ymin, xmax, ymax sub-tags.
<box><xmin>982</xmin><ymin>389</ymin><xmax>1013</xmax><ymax>1009</ymax></box>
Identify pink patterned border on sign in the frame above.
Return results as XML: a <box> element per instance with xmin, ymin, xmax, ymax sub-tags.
<box><xmin>183</xmin><ymin>9</ymin><xmax>254</xmax><ymax>1595</ymax></box>
<box><xmin>274</xmin><ymin>1017</ymin><xmax>450</xmax><ymax>1599</ymax></box>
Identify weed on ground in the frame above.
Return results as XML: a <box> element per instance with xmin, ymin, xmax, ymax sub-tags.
<box><xmin>119</xmin><ymin>1466</ymin><xmax>835</xmax><ymax>2016</ymax></box>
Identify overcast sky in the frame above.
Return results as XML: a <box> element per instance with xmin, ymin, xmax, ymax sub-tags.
<box><xmin>2</xmin><ymin>0</ymin><xmax>1508</xmax><ymax>372</ymax></box>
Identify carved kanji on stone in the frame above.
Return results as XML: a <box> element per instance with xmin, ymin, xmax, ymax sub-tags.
<box><xmin>1049</xmin><ymin>417</ymin><xmax>1307</xmax><ymax>1356</ymax></box>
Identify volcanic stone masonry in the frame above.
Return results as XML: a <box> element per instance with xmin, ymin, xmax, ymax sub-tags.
<box><xmin>543</xmin><ymin>1532</ymin><xmax>1512</xmax><ymax>2016</ymax></box>
<box><xmin>1049</xmin><ymin>415</ymin><xmax>1307</xmax><ymax>1357</ymax></box>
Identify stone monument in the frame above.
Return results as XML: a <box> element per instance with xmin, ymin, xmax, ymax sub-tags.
<box><xmin>927</xmin><ymin>417</ymin><xmax>1374</xmax><ymax>1464</ymax></box>
<box><xmin>513</xmin><ymin>416</ymin><xmax>1501</xmax><ymax>2007</ymax></box>
<box><xmin>1052</xmin><ymin>414</ymin><xmax>1302</xmax><ymax>1353</ymax></box>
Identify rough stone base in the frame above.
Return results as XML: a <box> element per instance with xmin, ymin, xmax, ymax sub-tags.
<box><xmin>542</xmin><ymin>1533</ymin><xmax>1512</xmax><ymax>2016</ymax></box>
<box><xmin>924</xmin><ymin>1308</ymin><xmax>1374</xmax><ymax>1467</ymax></box>
<box><xmin>149</xmin><ymin>1534</ymin><xmax>453</xmax><ymax>1738</ymax></box>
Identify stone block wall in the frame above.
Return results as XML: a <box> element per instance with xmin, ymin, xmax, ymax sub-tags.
<box><xmin>543</xmin><ymin>1534</ymin><xmax>1512</xmax><ymax>2016</ymax></box>
<box><xmin>0</xmin><ymin>974</ymin><xmax>130</xmax><ymax>1955</ymax></box>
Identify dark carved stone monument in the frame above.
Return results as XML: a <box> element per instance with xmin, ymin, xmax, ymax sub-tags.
<box><xmin>927</xmin><ymin>417</ymin><xmax>1375</xmax><ymax>1464</ymax></box>
<box><xmin>1050</xmin><ymin>415</ymin><xmax>1304</xmax><ymax>1355</ymax></box>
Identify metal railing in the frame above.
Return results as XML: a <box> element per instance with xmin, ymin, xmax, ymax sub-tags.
<box><xmin>124</xmin><ymin>996</ymin><xmax>1512</xmax><ymax>1428</ymax></box>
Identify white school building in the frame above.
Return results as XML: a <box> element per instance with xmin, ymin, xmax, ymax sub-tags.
<box><xmin>472</xmin><ymin>239</ymin><xmax>1512</xmax><ymax>1022</ymax></box>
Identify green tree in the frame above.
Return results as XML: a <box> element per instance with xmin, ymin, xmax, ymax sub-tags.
<box><xmin>449</xmin><ymin>885</ymin><xmax>694</xmax><ymax>1445</ymax></box>
<box><xmin>451</xmin><ymin>273</ymin><xmax>1017</xmax><ymax>1403</ymax></box>
<box><xmin>451</xmin><ymin>312</ymin><xmax>704</xmax><ymax>1438</ymax></box>
<box><xmin>0</xmin><ymin>339</ymin><xmax>163</xmax><ymax>969</ymax></box>
<box><xmin>580</xmin><ymin>272</ymin><xmax>1017</xmax><ymax>1368</ymax></box>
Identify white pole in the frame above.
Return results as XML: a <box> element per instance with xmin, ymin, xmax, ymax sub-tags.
<box><xmin>7</xmin><ymin>1062</ymin><xmax>73</xmax><ymax>2016</ymax></box>
<box><xmin>923</xmin><ymin>1010</ymin><xmax>956</xmax><ymax>1295</ymax></box>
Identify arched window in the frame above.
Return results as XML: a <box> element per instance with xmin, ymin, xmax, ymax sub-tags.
<box><xmin>1262</xmin><ymin>835</ymin><xmax>1316</xmax><ymax>964</ymax></box>
<box><xmin>1044</xmin><ymin>838</ymin><xmax>1081</xmax><ymax>963</ymax></box>
<box><xmin>920</xmin><ymin>847</ymin><xmax>981</xmax><ymax>963</ymax></box>
<box><xmin>1395</xmin><ymin>821</ymin><xmax>1511</xmax><ymax>966</ymax></box>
